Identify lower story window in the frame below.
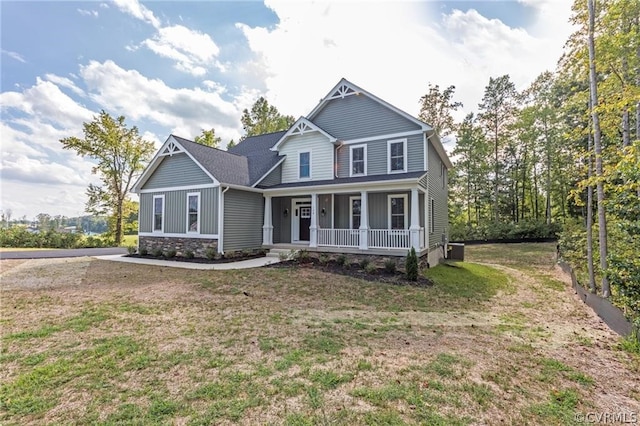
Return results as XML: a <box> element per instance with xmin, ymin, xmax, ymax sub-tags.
<box><xmin>153</xmin><ymin>195</ymin><xmax>164</xmax><ymax>232</ymax></box>
<box><xmin>350</xmin><ymin>196</ymin><xmax>361</xmax><ymax>229</ymax></box>
<box><xmin>389</xmin><ymin>195</ymin><xmax>407</xmax><ymax>229</ymax></box>
<box><xmin>187</xmin><ymin>193</ymin><xmax>200</xmax><ymax>233</ymax></box>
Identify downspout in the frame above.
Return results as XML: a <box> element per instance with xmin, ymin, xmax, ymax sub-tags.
<box><xmin>218</xmin><ymin>186</ymin><xmax>230</xmax><ymax>254</ymax></box>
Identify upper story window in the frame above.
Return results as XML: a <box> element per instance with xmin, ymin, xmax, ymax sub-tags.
<box><xmin>153</xmin><ymin>195</ymin><xmax>164</xmax><ymax>232</ymax></box>
<box><xmin>299</xmin><ymin>151</ymin><xmax>311</xmax><ymax>179</ymax></box>
<box><xmin>350</xmin><ymin>145</ymin><xmax>367</xmax><ymax>177</ymax></box>
<box><xmin>187</xmin><ymin>193</ymin><xmax>200</xmax><ymax>233</ymax></box>
<box><xmin>387</xmin><ymin>139</ymin><xmax>407</xmax><ymax>173</ymax></box>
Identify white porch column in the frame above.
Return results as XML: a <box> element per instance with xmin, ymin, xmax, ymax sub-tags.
<box><xmin>262</xmin><ymin>195</ymin><xmax>273</xmax><ymax>245</ymax></box>
<box><xmin>310</xmin><ymin>193</ymin><xmax>318</xmax><ymax>247</ymax></box>
<box><xmin>359</xmin><ymin>190</ymin><xmax>369</xmax><ymax>250</ymax></box>
<box><xmin>410</xmin><ymin>187</ymin><xmax>420</xmax><ymax>249</ymax></box>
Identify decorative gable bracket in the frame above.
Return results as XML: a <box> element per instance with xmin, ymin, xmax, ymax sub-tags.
<box><xmin>290</xmin><ymin>121</ymin><xmax>314</xmax><ymax>136</ymax></box>
<box><xmin>327</xmin><ymin>83</ymin><xmax>357</xmax><ymax>100</ymax></box>
<box><xmin>160</xmin><ymin>141</ymin><xmax>184</xmax><ymax>156</ymax></box>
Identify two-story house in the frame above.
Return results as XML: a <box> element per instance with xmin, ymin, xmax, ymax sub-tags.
<box><xmin>132</xmin><ymin>79</ymin><xmax>453</xmax><ymax>265</ymax></box>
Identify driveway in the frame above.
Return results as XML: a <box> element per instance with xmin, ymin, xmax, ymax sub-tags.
<box><xmin>0</xmin><ymin>247</ymin><xmax>128</xmax><ymax>259</ymax></box>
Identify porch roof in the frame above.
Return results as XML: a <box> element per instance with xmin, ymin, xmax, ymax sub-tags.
<box><xmin>259</xmin><ymin>171</ymin><xmax>426</xmax><ymax>190</ymax></box>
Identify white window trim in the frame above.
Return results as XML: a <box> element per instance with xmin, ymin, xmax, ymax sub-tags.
<box><xmin>441</xmin><ymin>162</ymin><xmax>446</xmax><ymax>189</ymax></box>
<box><xmin>186</xmin><ymin>192</ymin><xmax>200</xmax><ymax>234</ymax></box>
<box><xmin>152</xmin><ymin>195</ymin><xmax>165</xmax><ymax>233</ymax></box>
<box><xmin>298</xmin><ymin>150</ymin><xmax>312</xmax><ymax>180</ymax></box>
<box><xmin>387</xmin><ymin>139</ymin><xmax>407</xmax><ymax>174</ymax></box>
<box><xmin>430</xmin><ymin>197</ymin><xmax>435</xmax><ymax>234</ymax></box>
<box><xmin>349</xmin><ymin>196</ymin><xmax>361</xmax><ymax>230</ymax></box>
<box><xmin>387</xmin><ymin>194</ymin><xmax>408</xmax><ymax>230</ymax></box>
<box><xmin>349</xmin><ymin>144</ymin><xmax>367</xmax><ymax>177</ymax></box>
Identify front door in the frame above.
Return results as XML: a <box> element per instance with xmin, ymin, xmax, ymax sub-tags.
<box><xmin>292</xmin><ymin>198</ymin><xmax>311</xmax><ymax>242</ymax></box>
<box><xmin>299</xmin><ymin>206</ymin><xmax>311</xmax><ymax>241</ymax></box>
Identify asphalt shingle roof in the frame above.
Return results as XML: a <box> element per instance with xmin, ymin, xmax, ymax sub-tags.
<box><xmin>172</xmin><ymin>135</ymin><xmax>249</xmax><ymax>186</ymax></box>
<box><xmin>228</xmin><ymin>131</ymin><xmax>286</xmax><ymax>186</ymax></box>
<box><xmin>259</xmin><ymin>171</ymin><xmax>427</xmax><ymax>189</ymax></box>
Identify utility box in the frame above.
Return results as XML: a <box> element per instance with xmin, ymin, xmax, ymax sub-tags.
<box><xmin>448</xmin><ymin>243</ymin><xmax>465</xmax><ymax>261</ymax></box>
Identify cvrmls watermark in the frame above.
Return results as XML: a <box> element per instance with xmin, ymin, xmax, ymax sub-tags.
<box><xmin>575</xmin><ymin>411</ymin><xmax>638</xmax><ymax>423</ymax></box>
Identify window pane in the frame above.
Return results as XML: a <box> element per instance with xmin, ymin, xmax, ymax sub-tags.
<box><xmin>154</xmin><ymin>198</ymin><xmax>162</xmax><ymax>214</ymax></box>
<box><xmin>352</xmin><ymin>199</ymin><xmax>361</xmax><ymax>215</ymax></box>
<box><xmin>390</xmin><ymin>142</ymin><xmax>404</xmax><ymax>171</ymax></box>
<box><xmin>188</xmin><ymin>195</ymin><xmax>198</xmax><ymax>213</ymax></box>
<box><xmin>391</xmin><ymin>197</ymin><xmax>404</xmax><ymax>215</ymax></box>
<box><xmin>300</xmin><ymin>152</ymin><xmax>310</xmax><ymax>178</ymax></box>
<box><xmin>352</xmin><ymin>215</ymin><xmax>361</xmax><ymax>229</ymax></box>
<box><xmin>391</xmin><ymin>215</ymin><xmax>404</xmax><ymax>229</ymax></box>
<box><xmin>353</xmin><ymin>147</ymin><xmax>363</xmax><ymax>161</ymax></box>
<box><xmin>154</xmin><ymin>198</ymin><xmax>163</xmax><ymax>231</ymax></box>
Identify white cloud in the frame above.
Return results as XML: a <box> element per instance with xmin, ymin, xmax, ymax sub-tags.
<box><xmin>44</xmin><ymin>73</ymin><xmax>86</xmax><ymax>97</ymax></box>
<box><xmin>1</xmin><ymin>49</ymin><xmax>26</xmax><ymax>63</ymax></box>
<box><xmin>237</xmin><ymin>0</ymin><xmax>574</xmax><ymax>121</ymax></box>
<box><xmin>77</xmin><ymin>8</ymin><xmax>98</xmax><ymax>17</ymax></box>
<box><xmin>112</xmin><ymin>0</ymin><xmax>160</xmax><ymax>29</ymax></box>
<box><xmin>143</xmin><ymin>25</ymin><xmax>222</xmax><ymax>76</ymax></box>
<box><xmin>80</xmin><ymin>60</ymin><xmax>246</xmax><ymax>142</ymax></box>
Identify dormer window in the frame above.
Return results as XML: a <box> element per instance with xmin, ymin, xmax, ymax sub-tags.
<box><xmin>388</xmin><ymin>139</ymin><xmax>407</xmax><ymax>173</ymax></box>
<box><xmin>350</xmin><ymin>145</ymin><xmax>367</xmax><ymax>177</ymax></box>
<box><xmin>299</xmin><ymin>151</ymin><xmax>311</xmax><ymax>179</ymax></box>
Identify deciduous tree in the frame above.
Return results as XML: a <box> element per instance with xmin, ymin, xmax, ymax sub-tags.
<box><xmin>240</xmin><ymin>97</ymin><xmax>295</xmax><ymax>139</ymax></box>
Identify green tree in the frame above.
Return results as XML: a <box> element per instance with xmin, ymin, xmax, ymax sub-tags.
<box><xmin>60</xmin><ymin>111</ymin><xmax>155</xmax><ymax>245</ymax></box>
<box><xmin>226</xmin><ymin>139</ymin><xmax>236</xmax><ymax>150</ymax></box>
<box><xmin>240</xmin><ymin>97</ymin><xmax>295</xmax><ymax>139</ymax></box>
<box><xmin>478</xmin><ymin>75</ymin><xmax>519</xmax><ymax>222</ymax></box>
<box><xmin>418</xmin><ymin>84</ymin><xmax>463</xmax><ymax>138</ymax></box>
<box><xmin>194</xmin><ymin>128</ymin><xmax>222</xmax><ymax>148</ymax></box>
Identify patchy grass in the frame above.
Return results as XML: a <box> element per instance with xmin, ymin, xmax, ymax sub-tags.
<box><xmin>1</xmin><ymin>244</ymin><xmax>638</xmax><ymax>424</ymax></box>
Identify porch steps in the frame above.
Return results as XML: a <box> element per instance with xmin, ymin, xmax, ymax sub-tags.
<box><xmin>266</xmin><ymin>248</ymin><xmax>298</xmax><ymax>260</ymax></box>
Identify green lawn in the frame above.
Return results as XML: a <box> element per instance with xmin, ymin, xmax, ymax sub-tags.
<box><xmin>1</xmin><ymin>243</ymin><xmax>638</xmax><ymax>424</ymax></box>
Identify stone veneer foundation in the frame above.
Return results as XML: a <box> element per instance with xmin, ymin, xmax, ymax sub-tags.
<box><xmin>139</xmin><ymin>236</ymin><xmax>217</xmax><ymax>258</ymax></box>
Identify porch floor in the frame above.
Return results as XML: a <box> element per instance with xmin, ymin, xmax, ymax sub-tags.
<box><xmin>264</xmin><ymin>243</ymin><xmax>428</xmax><ymax>258</ymax></box>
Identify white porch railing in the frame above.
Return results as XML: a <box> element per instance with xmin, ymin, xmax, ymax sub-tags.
<box><xmin>317</xmin><ymin>228</ymin><xmax>360</xmax><ymax>247</ymax></box>
<box><xmin>368</xmin><ymin>229</ymin><xmax>411</xmax><ymax>249</ymax></box>
<box><xmin>316</xmin><ymin>228</ymin><xmax>423</xmax><ymax>250</ymax></box>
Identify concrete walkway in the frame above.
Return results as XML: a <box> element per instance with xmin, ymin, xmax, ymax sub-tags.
<box><xmin>94</xmin><ymin>254</ymin><xmax>280</xmax><ymax>270</ymax></box>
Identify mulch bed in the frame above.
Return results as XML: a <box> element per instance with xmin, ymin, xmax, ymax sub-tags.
<box><xmin>269</xmin><ymin>257</ymin><xmax>433</xmax><ymax>287</ymax></box>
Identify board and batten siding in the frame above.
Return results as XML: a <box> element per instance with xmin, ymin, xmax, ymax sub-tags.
<box><xmin>142</xmin><ymin>153</ymin><xmax>213</xmax><ymax>190</ymax></box>
<box><xmin>279</xmin><ymin>132</ymin><xmax>334</xmax><ymax>183</ymax></box>
<box><xmin>337</xmin><ymin>133</ymin><xmax>424</xmax><ymax>177</ymax></box>
<box><xmin>139</xmin><ymin>187</ymin><xmax>219</xmax><ymax>234</ymax></box>
<box><xmin>223</xmin><ymin>189</ymin><xmax>264</xmax><ymax>252</ymax></box>
<box><xmin>427</xmin><ymin>143</ymin><xmax>449</xmax><ymax>248</ymax></box>
<box><xmin>313</xmin><ymin>95</ymin><xmax>421</xmax><ymax>141</ymax></box>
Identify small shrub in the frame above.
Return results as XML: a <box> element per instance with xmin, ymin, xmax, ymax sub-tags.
<box><xmin>151</xmin><ymin>248</ymin><xmax>163</xmax><ymax>257</ymax></box>
<box><xmin>298</xmin><ymin>250</ymin><xmax>310</xmax><ymax>263</ymax></box>
<box><xmin>139</xmin><ymin>246</ymin><xmax>148</xmax><ymax>256</ymax></box>
<box><xmin>165</xmin><ymin>249</ymin><xmax>177</xmax><ymax>258</ymax></box>
<box><xmin>205</xmin><ymin>247</ymin><xmax>217</xmax><ymax>260</ymax></box>
<box><xmin>384</xmin><ymin>258</ymin><xmax>397</xmax><ymax>273</ymax></box>
<box><xmin>336</xmin><ymin>254</ymin><xmax>347</xmax><ymax>266</ymax></box>
<box><xmin>184</xmin><ymin>250</ymin><xmax>195</xmax><ymax>259</ymax></box>
<box><xmin>278</xmin><ymin>251</ymin><xmax>290</xmax><ymax>261</ymax></box>
<box><xmin>359</xmin><ymin>258</ymin><xmax>370</xmax><ymax>269</ymax></box>
<box><xmin>127</xmin><ymin>245</ymin><xmax>137</xmax><ymax>255</ymax></box>
<box><xmin>364</xmin><ymin>263</ymin><xmax>377</xmax><ymax>274</ymax></box>
<box><xmin>319</xmin><ymin>254</ymin><xmax>330</xmax><ymax>265</ymax></box>
<box><xmin>242</xmin><ymin>248</ymin><xmax>252</xmax><ymax>257</ymax></box>
<box><xmin>406</xmin><ymin>247</ymin><xmax>419</xmax><ymax>281</ymax></box>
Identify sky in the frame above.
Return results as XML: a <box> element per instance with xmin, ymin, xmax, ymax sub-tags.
<box><xmin>0</xmin><ymin>0</ymin><xmax>575</xmax><ymax>220</ymax></box>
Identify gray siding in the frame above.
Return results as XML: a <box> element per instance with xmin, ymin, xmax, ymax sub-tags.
<box><xmin>279</xmin><ymin>132</ymin><xmax>334</xmax><ymax>183</ymax></box>
<box><xmin>142</xmin><ymin>153</ymin><xmax>213</xmax><ymax>189</ymax></box>
<box><xmin>331</xmin><ymin>191</ymin><xmax>413</xmax><ymax>230</ymax></box>
<box><xmin>223</xmin><ymin>189</ymin><xmax>264</xmax><ymax>252</ymax></box>
<box><xmin>428</xmin><ymin>143</ymin><xmax>449</xmax><ymax>247</ymax></box>
<box><xmin>139</xmin><ymin>187</ymin><xmax>219</xmax><ymax>234</ymax></box>
<box><xmin>258</xmin><ymin>164</ymin><xmax>282</xmax><ymax>187</ymax></box>
<box><xmin>313</xmin><ymin>94</ymin><xmax>421</xmax><ymax>141</ymax></box>
<box><xmin>318</xmin><ymin>194</ymin><xmax>332</xmax><ymax>229</ymax></box>
<box><xmin>337</xmin><ymin>134</ymin><xmax>424</xmax><ymax>177</ymax></box>
<box><xmin>272</xmin><ymin>197</ymin><xmax>292</xmax><ymax>243</ymax></box>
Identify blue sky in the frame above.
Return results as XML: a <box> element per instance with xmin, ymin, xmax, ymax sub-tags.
<box><xmin>0</xmin><ymin>0</ymin><xmax>574</xmax><ymax>220</ymax></box>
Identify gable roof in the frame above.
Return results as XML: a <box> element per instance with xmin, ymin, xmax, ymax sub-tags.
<box><xmin>270</xmin><ymin>117</ymin><xmax>336</xmax><ymax>151</ymax></box>
<box><xmin>307</xmin><ymin>78</ymin><xmax>453</xmax><ymax>169</ymax></box>
<box><xmin>132</xmin><ymin>135</ymin><xmax>250</xmax><ymax>192</ymax></box>
<box><xmin>228</xmin><ymin>131</ymin><xmax>286</xmax><ymax>186</ymax></box>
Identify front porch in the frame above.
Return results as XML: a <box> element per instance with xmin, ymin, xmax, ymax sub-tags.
<box><xmin>262</xmin><ymin>187</ymin><xmax>430</xmax><ymax>257</ymax></box>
